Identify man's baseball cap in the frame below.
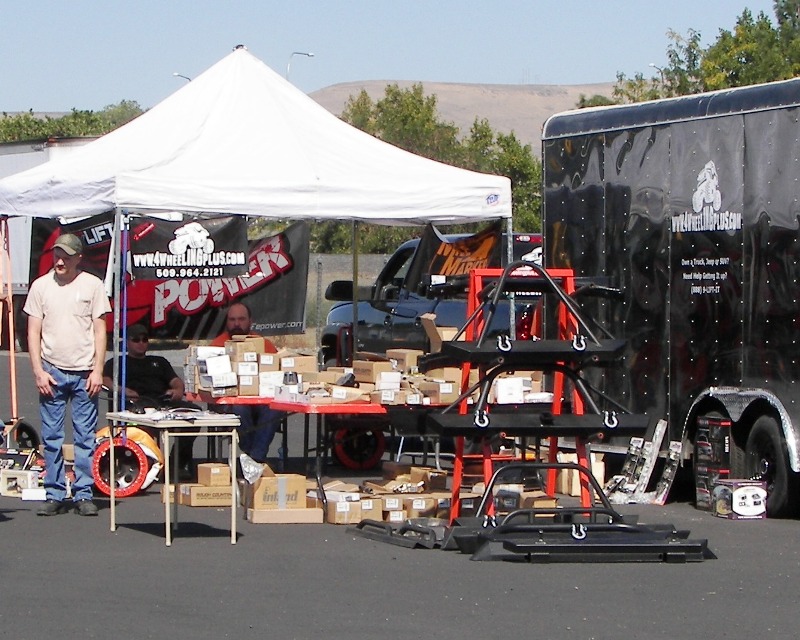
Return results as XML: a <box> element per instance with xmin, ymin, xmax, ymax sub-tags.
<box><xmin>127</xmin><ymin>324</ymin><xmax>149</xmax><ymax>339</ymax></box>
<box><xmin>52</xmin><ymin>233</ymin><xmax>84</xmax><ymax>256</ymax></box>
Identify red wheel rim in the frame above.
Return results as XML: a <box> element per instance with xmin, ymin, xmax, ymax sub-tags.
<box><xmin>332</xmin><ymin>427</ymin><xmax>386</xmax><ymax>470</ymax></box>
<box><xmin>92</xmin><ymin>437</ymin><xmax>149</xmax><ymax>497</ymax></box>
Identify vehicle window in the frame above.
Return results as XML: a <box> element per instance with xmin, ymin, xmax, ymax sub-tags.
<box><xmin>375</xmin><ymin>247</ymin><xmax>415</xmax><ymax>299</ymax></box>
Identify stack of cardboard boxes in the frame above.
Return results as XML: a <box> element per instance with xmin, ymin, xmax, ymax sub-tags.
<box><xmin>242</xmin><ymin>466</ymin><xmax>324</xmax><ymax>523</ymax></box>
<box><xmin>315</xmin><ymin>461</ymin><xmax>559</xmax><ymax>526</ymax></box>
<box><xmin>175</xmin><ymin>462</ymin><xmax>234</xmax><ymax>506</ymax></box>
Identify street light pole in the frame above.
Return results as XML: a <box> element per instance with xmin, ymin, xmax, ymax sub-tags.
<box><xmin>649</xmin><ymin>63</ymin><xmax>665</xmax><ymax>84</ymax></box>
<box><xmin>172</xmin><ymin>72</ymin><xmax>192</xmax><ymax>82</ymax></box>
<box><xmin>286</xmin><ymin>51</ymin><xmax>314</xmax><ymax>82</ymax></box>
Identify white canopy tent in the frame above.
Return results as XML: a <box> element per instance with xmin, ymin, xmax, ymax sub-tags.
<box><xmin>0</xmin><ymin>47</ymin><xmax>513</xmax><ymax>530</ymax></box>
<box><xmin>0</xmin><ymin>46</ymin><xmax>511</xmax><ymax>224</ymax></box>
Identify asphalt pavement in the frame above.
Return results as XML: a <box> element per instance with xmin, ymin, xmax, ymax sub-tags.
<box><xmin>1</xmin><ymin>349</ymin><xmax>798</xmax><ymax>640</ymax></box>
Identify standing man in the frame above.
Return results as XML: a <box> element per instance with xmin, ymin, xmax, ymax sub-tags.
<box><xmin>212</xmin><ymin>302</ymin><xmax>283</xmax><ymax>462</ymax></box>
<box><xmin>24</xmin><ymin>233</ymin><xmax>111</xmax><ymax>516</ymax></box>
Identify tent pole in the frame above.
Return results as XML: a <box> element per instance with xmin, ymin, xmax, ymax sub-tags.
<box><xmin>506</xmin><ymin>217</ymin><xmax>515</xmax><ymax>336</ymax></box>
<box><xmin>350</xmin><ymin>221</ymin><xmax>359</xmax><ymax>364</ymax></box>
<box><xmin>108</xmin><ymin>208</ymin><xmax>125</xmax><ymax>532</ymax></box>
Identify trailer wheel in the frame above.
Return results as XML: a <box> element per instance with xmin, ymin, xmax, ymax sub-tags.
<box><xmin>745</xmin><ymin>416</ymin><xmax>798</xmax><ymax>517</ymax></box>
<box><xmin>332</xmin><ymin>427</ymin><xmax>386</xmax><ymax>470</ymax></box>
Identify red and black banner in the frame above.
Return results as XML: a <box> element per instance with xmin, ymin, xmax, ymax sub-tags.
<box><xmin>31</xmin><ymin>216</ymin><xmax>310</xmax><ymax>339</ymax></box>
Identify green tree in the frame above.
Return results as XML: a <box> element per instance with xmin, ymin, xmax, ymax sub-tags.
<box><xmin>702</xmin><ymin>10</ymin><xmax>791</xmax><ymax>89</ymax></box>
<box><xmin>614</xmin><ymin>6</ymin><xmax>800</xmax><ymax>104</ymax></box>
<box><xmin>0</xmin><ymin>100</ymin><xmax>144</xmax><ymax>143</ymax></box>
<box><xmin>576</xmin><ymin>94</ymin><xmax>618</xmax><ymax>108</ymax></box>
<box><xmin>335</xmin><ymin>83</ymin><xmax>542</xmax><ymax>252</ymax></box>
<box><xmin>612</xmin><ymin>71</ymin><xmax>663</xmax><ymax>104</ymax></box>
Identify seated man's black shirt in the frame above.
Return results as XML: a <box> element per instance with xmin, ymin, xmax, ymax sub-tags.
<box><xmin>103</xmin><ymin>355</ymin><xmax>179</xmax><ymax>401</ymax></box>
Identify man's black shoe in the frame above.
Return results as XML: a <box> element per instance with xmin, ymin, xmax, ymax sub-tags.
<box><xmin>37</xmin><ymin>499</ymin><xmax>69</xmax><ymax>516</ymax></box>
<box><xmin>73</xmin><ymin>499</ymin><xmax>99</xmax><ymax>516</ymax></box>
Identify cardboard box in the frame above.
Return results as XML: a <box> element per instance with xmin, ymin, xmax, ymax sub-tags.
<box><xmin>364</xmin><ymin>477</ymin><xmax>424</xmax><ymax>494</ymax></box>
<box><xmin>695</xmin><ymin>465</ymin><xmax>727</xmax><ymax>511</ymax></box>
<box><xmin>417</xmin><ymin>380</ymin><xmax>459</xmax><ymax>405</ymax></box>
<box><xmin>0</xmin><ymin>469</ymin><xmax>39</xmax><ymax>497</ymax></box>
<box><xmin>423</xmin><ymin>367</ymin><xmax>463</xmax><ymax>383</ymax></box>
<box><xmin>427</xmin><ymin>490</ymin><xmax>452</xmax><ymax>519</ymax></box>
<box><xmin>236</xmin><ymin>361</ymin><xmax>259</xmax><ymax>377</ymax></box>
<box><xmin>21</xmin><ymin>487</ymin><xmax>47</xmax><ymax>501</ymax></box>
<box><xmin>410</xmin><ymin>466</ymin><xmax>448</xmax><ymax>490</ymax></box>
<box><xmin>375</xmin><ymin>370</ymin><xmax>403</xmax><ymax>389</ymax></box>
<box><xmin>420</xmin><ymin>313</ymin><xmax>461</xmax><ymax>353</ymax></box>
<box><xmin>161</xmin><ymin>484</ymin><xmax>175</xmax><ymax>504</ymax></box>
<box><xmin>326</xmin><ymin>500</ymin><xmax>363</xmax><ymax>525</ymax></box>
<box><xmin>252</xmin><ymin>474</ymin><xmax>306</xmax><ymax>510</ymax></box>
<box><xmin>519</xmin><ymin>490</ymin><xmax>558</xmax><ymax>510</ymax></box>
<box><xmin>248</xmin><ymin>507</ymin><xmax>324</xmax><ymax>524</ymax></box>
<box><xmin>179</xmin><ymin>483</ymin><xmax>234</xmax><ymax>507</ymax></box>
<box><xmin>555</xmin><ymin>452</ymin><xmax>606</xmax><ymax>497</ymax></box>
<box><xmin>327</xmin><ymin>385</ymin><xmax>368</xmax><ymax>403</ymax></box>
<box><xmin>380</xmin><ymin>495</ymin><xmax>405</xmax><ymax>511</ymax></box>
<box><xmin>238</xmin><ymin>374</ymin><xmax>259</xmax><ymax>396</ymax></box>
<box><xmin>359</xmin><ymin>497</ymin><xmax>383</xmax><ymax>521</ymax></box>
<box><xmin>197</xmin><ymin>462</ymin><xmax>231</xmax><ymax>487</ymax></box>
<box><xmin>199</xmin><ymin>371</ymin><xmax>237</xmax><ymax>389</ymax></box>
<box><xmin>384</xmin><ymin>509</ymin><xmax>408</xmax><ymax>523</ymax></box>
<box><xmin>386</xmin><ymin>348</ymin><xmax>424</xmax><ymax>374</ymax></box>
<box><xmin>225</xmin><ymin>336</ymin><xmax>266</xmax><ymax>360</ymax></box>
<box><xmin>352</xmin><ymin>359</ymin><xmax>394</xmax><ymax>383</ymax></box>
<box><xmin>382</xmin><ymin>461</ymin><xmax>412</xmax><ymax>479</ymax></box>
<box><xmin>280</xmin><ymin>355</ymin><xmax>318</xmax><ymax>373</ymax></box>
<box><xmin>259</xmin><ymin>349</ymin><xmax>294</xmax><ymax>372</ymax></box>
<box><xmin>302</xmin><ymin>371</ymin><xmax>342</xmax><ymax>385</ymax></box>
<box><xmin>202</xmin><ymin>354</ymin><xmax>233</xmax><ymax>376</ymax></box>
<box><xmin>458</xmin><ymin>493</ymin><xmax>482</xmax><ymax>517</ymax></box>
<box><xmin>402</xmin><ymin>495</ymin><xmax>438</xmax><ymax>518</ymax></box>
<box><xmin>712</xmin><ymin>479</ymin><xmax>767</xmax><ymax>519</ymax></box>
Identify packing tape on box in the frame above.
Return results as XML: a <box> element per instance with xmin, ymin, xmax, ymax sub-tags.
<box><xmin>278</xmin><ymin>476</ymin><xmax>288</xmax><ymax>509</ymax></box>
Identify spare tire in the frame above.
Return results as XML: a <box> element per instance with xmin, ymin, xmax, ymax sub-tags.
<box><xmin>92</xmin><ymin>437</ymin><xmax>149</xmax><ymax>498</ymax></box>
<box><xmin>332</xmin><ymin>427</ymin><xmax>386</xmax><ymax>470</ymax></box>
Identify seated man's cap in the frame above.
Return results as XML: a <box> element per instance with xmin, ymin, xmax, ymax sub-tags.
<box><xmin>52</xmin><ymin>233</ymin><xmax>84</xmax><ymax>256</ymax></box>
<box><xmin>127</xmin><ymin>324</ymin><xmax>149</xmax><ymax>339</ymax></box>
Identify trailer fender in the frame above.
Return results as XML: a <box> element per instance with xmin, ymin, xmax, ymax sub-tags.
<box><xmin>683</xmin><ymin>387</ymin><xmax>800</xmax><ymax>472</ymax></box>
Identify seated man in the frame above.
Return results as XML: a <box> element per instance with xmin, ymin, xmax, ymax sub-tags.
<box><xmin>102</xmin><ymin>324</ymin><xmax>197</xmax><ymax>475</ymax></box>
<box><xmin>211</xmin><ymin>302</ymin><xmax>284</xmax><ymax>463</ymax></box>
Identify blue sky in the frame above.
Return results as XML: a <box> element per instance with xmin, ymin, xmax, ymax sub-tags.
<box><xmin>0</xmin><ymin>1</ymin><xmax>777</xmax><ymax>112</ymax></box>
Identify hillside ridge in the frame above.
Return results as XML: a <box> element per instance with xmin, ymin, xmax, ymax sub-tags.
<box><xmin>311</xmin><ymin>80</ymin><xmax>615</xmax><ymax>148</ymax></box>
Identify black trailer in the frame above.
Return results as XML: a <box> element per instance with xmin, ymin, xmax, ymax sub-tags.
<box><xmin>542</xmin><ymin>78</ymin><xmax>800</xmax><ymax>516</ymax></box>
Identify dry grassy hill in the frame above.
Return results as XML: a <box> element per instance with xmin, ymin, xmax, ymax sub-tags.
<box><xmin>311</xmin><ymin>80</ymin><xmax>615</xmax><ymax>148</ymax></box>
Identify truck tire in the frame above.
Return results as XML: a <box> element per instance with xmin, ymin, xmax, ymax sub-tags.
<box><xmin>745</xmin><ymin>416</ymin><xmax>798</xmax><ymax>518</ymax></box>
<box><xmin>332</xmin><ymin>427</ymin><xmax>385</xmax><ymax>470</ymax></box>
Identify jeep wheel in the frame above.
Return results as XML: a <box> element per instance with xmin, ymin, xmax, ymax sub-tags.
<box><xmin>332</xmin><ymin>427</ymin><xmax>386</xmax><ymax>470</ymax></box>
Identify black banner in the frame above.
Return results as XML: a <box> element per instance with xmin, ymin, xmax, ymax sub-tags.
<box><xmin>403</xmin><ymin>221</ymin><xmax>503</xmax><ymax>294</ymax></box>
<box><xmin>129</xmin><ymin>216</ymin><xmax>248</xmax><ymax>279</ymax></box>
<box><xmin>31</xmin><ymin>216</ymin><xmax>310</xmax><ymax>338</ymax></box>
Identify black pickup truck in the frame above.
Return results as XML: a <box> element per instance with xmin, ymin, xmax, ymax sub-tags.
<box><xmin>320</xmin><ymin>233</ymin><xmax>542</xmax><ymax>366</ymax></box>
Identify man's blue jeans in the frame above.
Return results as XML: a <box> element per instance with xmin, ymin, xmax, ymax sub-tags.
<box><xmin>39</xmin><ymin>361</ymin><xmax>98</xmax><ymax>502</ymax></box>
<box><xmin>225</xmin><ymin>405</ymin><xmax>283</xmax><ymax>462</ymax></box>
